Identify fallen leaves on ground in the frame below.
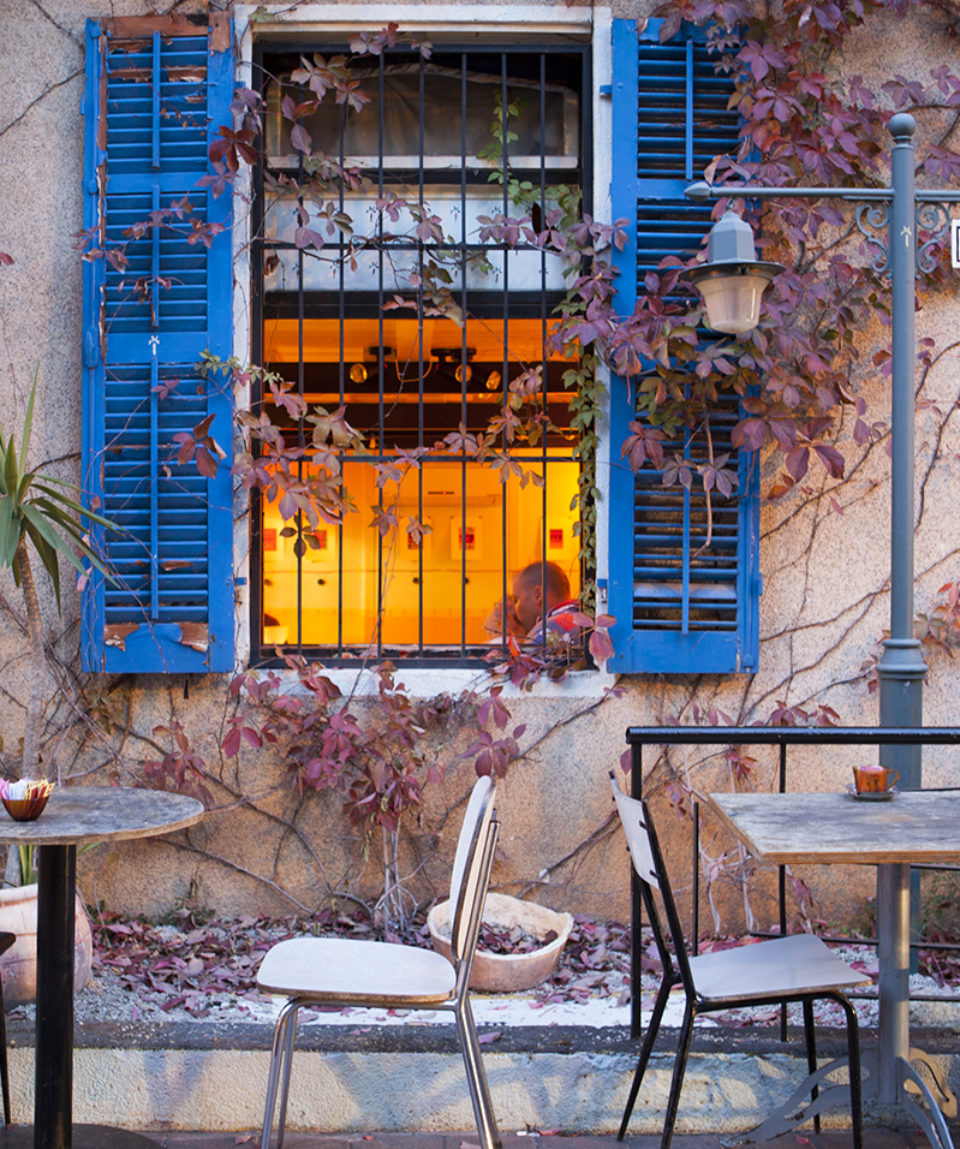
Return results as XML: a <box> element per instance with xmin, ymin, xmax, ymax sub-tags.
<box><xmin>89</xmin><ymin>906</ymin><xmax>633</xmax><ymax>1017</ymax></box>
<box><xmin>91</xmin><ymin>907</ymin><xmax>376</xmax><ymax>1018</ymax></box>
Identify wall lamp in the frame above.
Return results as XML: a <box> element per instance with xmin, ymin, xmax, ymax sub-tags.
<box><xmin>686</xmin><ymin>208</ymin><xmax>783</xmax><ymax>334</ymax></box>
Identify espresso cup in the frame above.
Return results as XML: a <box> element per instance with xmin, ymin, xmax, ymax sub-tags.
<box><xmin>852</xmin><ymin>764</ymin><xmax>899</xmax><ymax>794</ymax></box>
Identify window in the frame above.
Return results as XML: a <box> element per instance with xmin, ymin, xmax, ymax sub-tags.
<box><xmin>80</xmin><ymin>13</ymin><xmax>755</xmax><ymax>678</ymax></box>
<box><xmin>251</xmin><ymin>40</ymin><xmax>590</xmax><ymax>663</ymax></box>
<box><xmin>606</xmin><ymin>19</ymin><xmax>761</xmax><ymax>674</ymax></box>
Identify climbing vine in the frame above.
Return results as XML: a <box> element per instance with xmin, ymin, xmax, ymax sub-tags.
<box><xmin>6</xmin><ymin>0</ymin><xmax>960</xmax><ymax>937</ymax></box>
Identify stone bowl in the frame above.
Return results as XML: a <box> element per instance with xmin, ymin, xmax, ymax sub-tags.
<box><xmin>427</xmin><ymin>891</ymin><xmax>574</xmax><ymax>992</ymax></box>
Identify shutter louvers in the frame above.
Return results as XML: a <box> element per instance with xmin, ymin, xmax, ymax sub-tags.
<box><xmin>631</xmin><ymin>396</ymin><xmax>742</xmax><ymax>635</ymax></box>
<box><xmin>82</xmin><ymin>14</ymin><xmax>235</xmax><ymax>673</ymax></box>
<box><xmin>608</xmin><ymin>19</ymin><xmax>760</xmax><ymax>674</ymax></box>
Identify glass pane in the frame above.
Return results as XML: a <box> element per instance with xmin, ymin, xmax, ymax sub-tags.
<box><xmin>256</xmin><ymin>43</ymin><xmax>586</xmax><ymax>661</ymax></box>
<box><xmin>261</xmin><ymin>317</ymin><xmax>572</xmax><ymax>446</ymax></box>
<box><xmin>265</xmin><ymin>64</ymin><xmax>579</xmax><ymax>170</ymax></box>
<box><xmin>263</xmin><ymin>189</ymin><xmax>571</xmax><ymax>293</ymax></box>
<box><xmin>260</xmin><ymin>452</ymin><xmax>580</xmax><ymax>651</ymax></box>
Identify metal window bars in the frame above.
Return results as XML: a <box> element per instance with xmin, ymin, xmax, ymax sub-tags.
<box><xmin>251</xmin><ymin>42</ymin><xmax>590</xmax><ymax>664</ymax></box>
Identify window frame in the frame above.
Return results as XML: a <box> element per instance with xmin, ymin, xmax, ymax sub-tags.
<box><xmin>245</xmin><ymin>24</ymin><xmax>596</xmax><ymax>668</ymax></box>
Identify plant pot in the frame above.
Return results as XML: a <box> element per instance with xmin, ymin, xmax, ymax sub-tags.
<box><xmin>0</xmin><ymin>883</ymin><xmax>93</xmax><ymax>1005</ymax></box>
<box><xmin>427</xmin><ymin>891</ymin><xmax>573</xmax><ymax>992</ymax></box>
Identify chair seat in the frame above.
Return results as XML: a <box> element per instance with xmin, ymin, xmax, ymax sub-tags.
<box><xmin>257</xmin><ymin>936</ymin><xmax>458</xmax><ymax>1006</ymax></box>
<box><xmin>689</xmin><ymin>933</ymin><xmax>871</xmax><ymax>1005</ymax></box>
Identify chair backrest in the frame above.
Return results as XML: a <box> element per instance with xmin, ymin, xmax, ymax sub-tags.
<box><xmin>449</xmin><ymin>775</ymin><xmax>498</xmax><ymax>967</ymax></box>
<box><xmin>609</xmin><ymin>772</ymin><xmax>694</xmax><ymax>994</ymax></box>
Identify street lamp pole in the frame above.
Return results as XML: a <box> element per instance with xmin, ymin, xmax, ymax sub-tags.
<box><xmin>875</xmin><ymin>111</ymin><xmax>926</xmax><ymax>1105</ymax></box>
<box><xmin>686</xmin><ymin>112</ymin><xmax>960</xmax><ymax>1109</ymax></box>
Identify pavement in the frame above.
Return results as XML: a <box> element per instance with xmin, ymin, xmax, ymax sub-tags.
<box><xmin>150</xmin><ymin>1128</ymin><xmax>949</xmax><ymax>1147</ymax></box>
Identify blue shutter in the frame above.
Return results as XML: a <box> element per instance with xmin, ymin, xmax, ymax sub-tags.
<box><xmin>82</xmin><ymin>14</ymin><xmax>235</xmax><ymax>673</ymax></box>
<box><xmin>608</xmin><ymin>19</ymin><xmax>760</xmax><ymax>674</ymax></box>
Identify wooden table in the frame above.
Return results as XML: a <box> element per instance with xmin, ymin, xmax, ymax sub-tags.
<box><xmin>708</xmin><ymin>789</ymin><xmax>960</xmax><ymax>1149</ymax></box>
<box><xmin>0</xmin><ymin>787</ymin><xmax>204</xmax><ymax>1149</ymax></box>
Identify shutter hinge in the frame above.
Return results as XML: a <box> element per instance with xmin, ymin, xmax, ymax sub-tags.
<box><xmin>599</xmin><ymin>84</ymin><xmax>612</xmax><ymax>99</ymax></box>
<box><xmin>234</xmin><ymin>576</ymin><xmax>247</xmax><ymax>586</ymax></box>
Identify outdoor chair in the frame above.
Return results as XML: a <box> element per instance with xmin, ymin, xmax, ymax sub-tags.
<box><xmin>256</xmin><ymin>775</ymin><xmax>501</xmax><ymax>1149</ymax></box>
<box><xmin>609</xmin><ymin>773</ymin><xmax>867</xmax><ymax>1149</ymax></box>
<box><xmin>0</xmin><ymin>930</ymin><xmax>12</xmax><ymax>1125</ymax></box>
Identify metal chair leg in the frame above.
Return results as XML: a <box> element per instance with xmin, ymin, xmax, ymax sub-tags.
<box><xmin>837</xmin><ymin>996</ymin><xmax>864</xmax><ymax>1149</ymax></box>
<box><xmin>0</xmin><ymin>978</ymin><xmax>9</xmax><ymax>1127</ymax></box>
<box><xmin>618</xmin><ymin>973</ymin><xmax>673</xmax><ymax>1140</ymax></box>
<box><xmin>660</xmin><ymin>998</ymin><xmax>696</xmax><ymax>1149</ymax></box>
<box><xmin>455</xmin><ymin>996</ymin><xmax>502</xmax><ymax>1149</ymax></box>
<box><xmin>0</xmin><ymin>933</ymin><xmax>14</xmax><ymax>1127</ymax></box>
<box><xmin>275</xmin><ymin>1003</ymin><xmax>299</xmax><ymax>1149</ymax></box>
<box><xmin>802</xmin><ymin>999</ymin><xmax>821</xmax><ymax>1134</ymax></box>
<box><xmin>260</xmin><ymin>1000</ymin><xmax>298</xmax><ymax>1149</ymax></box>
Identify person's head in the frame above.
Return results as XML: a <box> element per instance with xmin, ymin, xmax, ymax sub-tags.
<box><xmin>512</xmin><ymin>562</ymin><xmax>570</xmax><ymax>632</ymax></box>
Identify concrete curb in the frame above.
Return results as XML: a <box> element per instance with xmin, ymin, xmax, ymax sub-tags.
<box><xmin>6</xmin><ymin>1020</ymin><xmax>957</xmax><ymax>1136</ymax></box>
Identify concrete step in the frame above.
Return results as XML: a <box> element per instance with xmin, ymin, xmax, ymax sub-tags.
<box><xmin>5</xmin><ymin>1017</ymin><xmax>957</xmax><ymax>1139</ymax></box>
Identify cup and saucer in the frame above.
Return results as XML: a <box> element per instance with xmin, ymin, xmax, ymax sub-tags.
<box><xmin>846</xmin><ymin>765</ymin><xmax>898</xmax><ymax>801</ymax></box>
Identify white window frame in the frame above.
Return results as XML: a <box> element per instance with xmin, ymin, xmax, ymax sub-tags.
<box><xmin>231</xmin><ymin>3</ymin><xmax>615</xmax><ymax>696</ymax></box>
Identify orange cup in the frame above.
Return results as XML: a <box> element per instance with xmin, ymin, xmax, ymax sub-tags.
<box><xmin>853</xmin><ymin>764</ymin><xmax>899</xmax><ymax>794</ymax></box>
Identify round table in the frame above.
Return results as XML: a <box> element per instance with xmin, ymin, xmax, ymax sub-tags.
<box><xmin>0</xmin><ymin>787</ymin><xmax>204</xmax><ymax>1149</ymax></box>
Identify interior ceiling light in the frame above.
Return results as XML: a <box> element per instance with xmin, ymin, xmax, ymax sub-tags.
<box><xmin>484</xmin><ymin>370</ymin><xmax>502</xmax><ymax>391</ymax></box>
<box><xmin>454</xmin><ymin>364</ymin><xmax>473</xmax><ymax>384</ymax></box>
<box><xmin>349</xmin><ymin>363</ymin><xmax>368</xmax><ymax>384</ymax></box>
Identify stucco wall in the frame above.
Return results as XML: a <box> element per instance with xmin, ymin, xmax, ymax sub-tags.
<box><xmin>0</xmin><ymin>0</ymin><xmax>959</xmax><ymax>938</ymax></box>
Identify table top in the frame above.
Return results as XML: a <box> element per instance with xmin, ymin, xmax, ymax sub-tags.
<box><xmin>0</xmin><ymin>786</ymin><xmax>203</xmax><ymax>846</ymax></box>
<box><xmin>706</xmin><ymin>789</ymin><xmax>960</xmax><ymax>865</ymax></box>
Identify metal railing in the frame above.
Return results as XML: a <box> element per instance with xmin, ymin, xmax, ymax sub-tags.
<box><xmin>624</xmin><ymin>725</ymin><xmax>960</xmax><ymax>1038</ymax></box>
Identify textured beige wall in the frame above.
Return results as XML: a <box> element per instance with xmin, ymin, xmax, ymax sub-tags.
<box><xmin>0</xmin><ymin>1</ymin><xmax>958</xmax><ymax>937</ymax></box>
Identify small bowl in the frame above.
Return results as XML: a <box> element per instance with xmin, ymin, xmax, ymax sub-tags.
<box><xmin>1</xmin><ymin>791</ymin><xmax>51</xmax><ymax>821</ymax></box>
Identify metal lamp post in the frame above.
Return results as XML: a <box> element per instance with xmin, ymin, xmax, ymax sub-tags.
<box><xmin>686</xmin><ymin>113</ymin><xmax>960</xmax><ymax>1117</ymax></box>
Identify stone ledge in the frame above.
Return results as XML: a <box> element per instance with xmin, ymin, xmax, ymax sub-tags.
<box><xmin>3</xmin><ymin>1018</ymin><xmax>957</xmax><ymax>1136</ymax></box>
<box><xmin>5</xmin><ymin>1016</ymin><xmax>952</xmax><ymax>1055</ymax></box>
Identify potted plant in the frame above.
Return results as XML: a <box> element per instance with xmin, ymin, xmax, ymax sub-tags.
<box><xmin>0</xmin><ymin>371</ymin><xmax>115</xmax><ymax>1001</ymax></box>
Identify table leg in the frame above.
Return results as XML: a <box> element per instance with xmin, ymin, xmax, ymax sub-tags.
<box><xmin>5</xmin><ymin>845</ymin><xmax>162</xmax><ymax>1149</ymax></box>
<box><xmin>876</xmin><ymin>861</ymin><xmax>910</xmax><ymax>1103</ymax></box>
<box><xmin>35</xmin><ymin>844</ymin><xmax>75</xmax><ymax>1149</ymax></box>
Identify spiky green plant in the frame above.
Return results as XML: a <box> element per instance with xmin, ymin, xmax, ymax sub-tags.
<box><xmin>0</xmin><ymin>372</ymin><xmax>116</xmax><ymax>780</ymax></box>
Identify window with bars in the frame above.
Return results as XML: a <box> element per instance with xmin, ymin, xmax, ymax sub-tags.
<box><xmin>80</xmin><ymin>14</ymin><xmax>758</xmax><ymax>678</ymax></box>
<box><xmin>607</xmin><ymin>19</ymin><xmax>761</xmax><ymax>675</ymax></box>
<box><xmin>251</xmin><ymin>41</ymin><xmax>590</xmax><ymax>663</ymax></box>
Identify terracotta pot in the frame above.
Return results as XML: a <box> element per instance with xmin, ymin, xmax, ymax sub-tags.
<box><xmin>427</xmin><ymin>891</ymin><xmax>573</xmax><ymax>992</ymax></box>
<box><xmin>0</xmin><ymin>883</ymin><xmax>93</xmax><ymax>1005</ymax></box>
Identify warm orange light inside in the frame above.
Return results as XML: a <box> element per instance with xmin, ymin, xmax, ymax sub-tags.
<box><xmin>261</xmin><ymin>457</ymin><xmax>581</xmax><ymax>649</ymax></box>
<box><xmin>259</xmin><ymin>316</ymin><xmax>580</xmax><ymax>651</ymax></box>
<box><xmin>263</xmin><ymin>317</ymin><xmax>566</xmax><ymax>367</ymax></box>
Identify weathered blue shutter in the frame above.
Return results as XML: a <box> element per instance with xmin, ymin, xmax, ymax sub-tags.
<box><xmin>607</xmin><ymin>18</ymin><xmax>760</xmax><ymax>674</ymax></box>
<box><xmin>82</xmin><ymin>14</ymin><xmax>235</xmax><ymax>673</ymax></box>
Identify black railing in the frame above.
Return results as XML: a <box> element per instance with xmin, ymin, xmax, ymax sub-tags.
<box><xmin>624</xmin><ymin>726</ymin><xmax>960</xmax><ymax>1039</ymax></box>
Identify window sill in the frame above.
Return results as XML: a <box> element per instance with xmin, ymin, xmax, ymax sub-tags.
<box><xmin>277</xmin><ymin>664</ymin><xmax>618</xmax><ymax>700</ymax></box>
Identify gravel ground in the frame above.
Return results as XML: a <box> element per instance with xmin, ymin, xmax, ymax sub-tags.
<box><xmin>5</xmin><ymin>911</ymin><xmax>960</xmax><ymax>1035</ymax></box>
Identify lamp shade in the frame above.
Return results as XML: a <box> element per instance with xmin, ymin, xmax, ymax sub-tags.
<box><xmin>688</xmin><ymin>210</ymin><xmax>783</xmax><ymax>335</ymax></box>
